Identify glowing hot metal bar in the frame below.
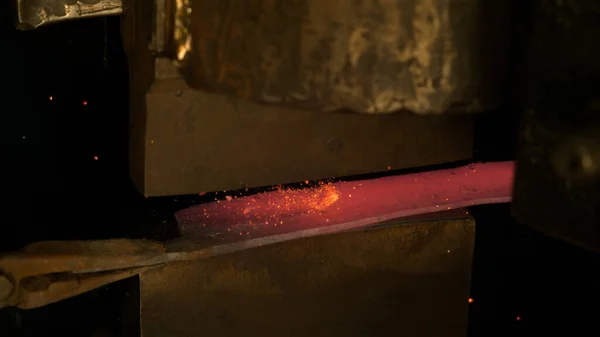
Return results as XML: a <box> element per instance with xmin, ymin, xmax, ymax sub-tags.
<box><xmin>175</xmin><ymin>162</ymin><xmax>514</xmax><ymax>249</ymax></box>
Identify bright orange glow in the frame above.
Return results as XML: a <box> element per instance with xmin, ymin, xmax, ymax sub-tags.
<box><xmin>82</xmin><ymin>100</ymin><xmax>88</xmax><ymax>106</ymax></box>
<box><xmin>93</xmin><ymin>156</ymin><xmax>98</xmax><ymax>160</ymax></box>
<box><xmin>275</xmin><ymin>183</ymin><xmax>340</xmax><ymax>213</ymax></box>
<box><xmin>49</xmin><ymin>96</ymin><xmax>53</xmax><ymax>101</ymax></box>
<box><xmin>233</xmin><ymin>183</ymin><xmax>341</xmax><ymax>230</ymax></box>
<box><xmin>468</xmin><ymin>298</ymin><xmax>473</xmax><ymax>303</ymax></box>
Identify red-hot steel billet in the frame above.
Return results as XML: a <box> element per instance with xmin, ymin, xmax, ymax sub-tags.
<box><xmin>175</xmin><ymin>162</ymin><xmax>514</xmax><ymax>248</ymax></box>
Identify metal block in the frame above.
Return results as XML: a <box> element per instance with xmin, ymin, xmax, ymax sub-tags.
<box><xmin>123</xmin><ymin>0</ymin><xmax>474</xmax><ymax>196</ymax></box>
<box><xmin>141</xmin><ymin>78</ymin><xmax>473</xmax><ymax>196</ymax></box>
<box><xmin>172</xmin><ymin>0</ymin><xmax>511</xmax><ymax>115</ymax></box>
<box><xmin>140</xmin><ymin>215</ymin><xmax>475</xmax><ymax>337</ymax></box>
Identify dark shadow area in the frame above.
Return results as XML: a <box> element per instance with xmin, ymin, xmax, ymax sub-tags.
<box><xmin>0</xmin><ymin>277</ymin><xmax>139</xmax><ymax>337</ymax></box>
<box><xmin>469</xmin><ymin>204</ymin><xmax>600</xmax><ymax>336</ymax></box>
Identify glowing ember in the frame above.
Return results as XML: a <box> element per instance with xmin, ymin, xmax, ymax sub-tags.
<box><xmin>273</xmin><ymin>183</ymin><xmax>340</xmax><ymax>213</ymax></box>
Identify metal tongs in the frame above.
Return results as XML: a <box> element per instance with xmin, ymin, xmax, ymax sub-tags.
<box><xmin>0</xmin><ymin>239</ymin><xmax>168</xmax><ymax>309</ymax></box>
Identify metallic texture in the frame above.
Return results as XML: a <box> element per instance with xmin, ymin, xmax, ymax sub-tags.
<box><xmin>512</xmin><ymin>1</ymin><xmax>600</xmax><ymax>251</ymax></box>
<box><xmin>123</xmin><ymin>0</ymin><xmax>473</xmax><ymax>196</ymax></box>
<box><xmin>14</xmin><ymin>0</ymin><xmax>123</xmax><ymax>30</ymax></box>
<box><xmin>174</xmin><ymin>0</ymin><xmax>511</xmax><ymax>115</ymax></box>
<box><xmin>141</xmin><ymin>216</ymin><xmax>475</xmax><ymax>337</ymax></box>
<box><xmin>141</xmin><ymin>76</ymin><xmax>473</xmax><ymax>196</ymax></box>
<box><xmin>0</xmin><ymin>239</ymin><xmax>167</xmax><ymax>309</ymax></box>
<box><xmin>172</xmin><ymin>0</ymin><xmax>191</xmax><ymax>61</ymax></box>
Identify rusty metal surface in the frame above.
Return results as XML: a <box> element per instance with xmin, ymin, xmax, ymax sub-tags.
<box><xmin>0</xmin><ymin>239</ymin><xmax>167</xmax><ymax>309</ymax></box>
<box><xmin>14</xmin><ymin>0</ymin><xmax>123</xmax><ymax>30</ymax></box>
<box><xmin>173</xmin><ymin>0</ymin><xmax>511</xmax><ymax>115</ymax></box>
<box><xmin>141</xmin><ymin>216</ymin><xmax>475</xmax><ymax>337</ymax></box>
<box><xmin>140</xmin><ymin>77</ymin><xmax>473</xmax><ymax>196</ymax></box>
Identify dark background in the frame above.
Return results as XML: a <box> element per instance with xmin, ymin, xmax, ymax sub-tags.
<box><xmin>1</xmin><ymin>8</ymin><xmax>599</xmax><ymax>337</ymax></box>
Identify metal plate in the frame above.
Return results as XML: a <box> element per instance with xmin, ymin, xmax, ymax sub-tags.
<box><xmin>140</xmin><ymin>216</ymin><xmax>475</xmax><ymax>337</ymax></box>
<box><xmin>14</xmin><ymin>0</ymin><xmax>123</xmax><ymax>30</ymax></box>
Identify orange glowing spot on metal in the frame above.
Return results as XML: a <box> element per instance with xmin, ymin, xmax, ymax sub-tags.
<box><xmin>49</xmin><ymin>96</ymin><xmax>53</xmax><ymax>101</ymax></box>
<box><xmin>447</xmin><ymin>207</ymin><xmax>451</xmax><ymax>210</ymax></box>
<box><xmin>468</xmin><ymin>298</ymin><xmax>473</xmax><ymax>304</ymax></box>
<box><xmin>387</xmin><ymin>166</ymin><xmax>391</xmax><ymax>170</ymax></box>
<box><xmin>93</xmin><ymin>156</ymin><xmax>98</xmax><ymax>160</ymax></box>
<box><xmin>445</xmin><ymin>198</ymin><xmax>449</xmax><ymax>201</ymax></box>
<box><xmin>304</xmin><ymin>180</ymin><xmax>309</xmax><ymax>184</ymax></box>
<box><xmin>82</xmin><ymin>100</ymin><xmax>88</xmax><ymax>106</ymax></box>
<box><xmin>447</xmin><ymin>249</ymin><xmax>451</xmax><ymax>253</ymax></box>
<box><xmin>348</xmin><ymin>194</ymin><xmax>352</xmax><ymax>198</ymax></box>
